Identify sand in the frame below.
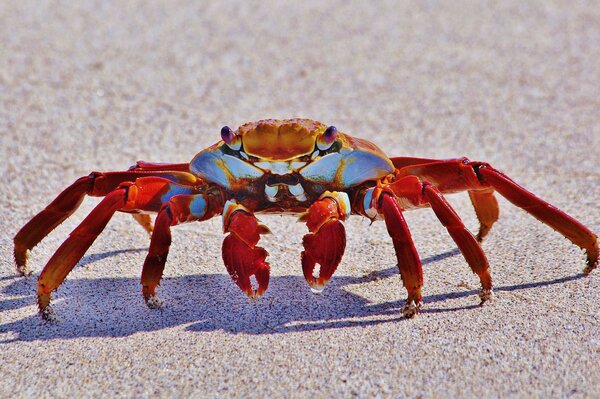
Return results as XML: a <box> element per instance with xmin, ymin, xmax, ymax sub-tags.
<box><xmin>1</xmin><ymin>1</ymin><xmax>599</xmax><ymax>398</ymax></box>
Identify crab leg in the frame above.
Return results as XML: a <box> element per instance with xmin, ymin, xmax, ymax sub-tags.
<box><xmin>393</xmin><ymin>157</ymin><xmax>598</xmax><ymax>272</ymax></box>
<box><xmin>299</xmin><ymin>191</ymin><xmax>350</xmax><ymax>293</ymax></box>
<box><xmin>421</xmin><ymin>183</ymin><xmax>493</xmax><ymax>302</ymax></box>
<box><xmin>36</xmin><ymin>177</ymin><xmax>206</xmax><ymax>318</ymax></box>
<box><xmin>141</xmin><ymin>192</ymin><xmax>223</xmax><ymax>307</ymax></box>
<box><xmin>221</xmin><ymin>200</ymin><xmax>271</xmax><ymax>300</ymax></box>
<box><xmin>363</xmin><ymin>176</ymin><xmax>494</xmax><ymax>313</ymax></box>
<box><xmin>392</xmin><ymin>157</ymin><xmax>500</xmax><ymax>241</ymax></box>
<box><xmin>129</xmin><ymin>161</ymin><xmax>190</xmax><ymax>172</ymax></box>
<box><xmin>467</xmin><ymin>188</ymin><xmax>499</xmax><ymax>241</ymax></box>
<box><xmin>377</xmin><ymin>192</ymin><xmax>423</xmax><ymax>317</ymax></box>
<box><xmin>14</xmin><ymin>170</ymin><xmax>199</xmax><ymax>275</ymax></box>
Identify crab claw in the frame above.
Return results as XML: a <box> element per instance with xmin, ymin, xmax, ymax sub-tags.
<box><xmin>222</xmin><ymin>205</ymin><xmax>270</xmax><ymax>300</ymax></box>
<box><xmin>301</xmin><ymin>220</ymin><xmax>346</xmax><ymax>293</ymax></box>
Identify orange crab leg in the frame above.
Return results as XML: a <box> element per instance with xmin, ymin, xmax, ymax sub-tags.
<box><xmin>299</xmin><ymin>192</ymin><xmax>349</xmax><ymax>293</ymax></box>
<box><xmin>141</xmin><ymin>193</ymin><xmax>223</xmax><ymax>306</ymax></box>
<box><xmin>14</xmin><ymin>170</ymin><xmax>199</xmax><ymax>275</ymax></box>
<box><xmin>467</xmin><ymin>188</ymin><xmax>499</xmax><ymax>241</ymax></box>
<box><xmin>36</xmin><ymin>177</ymin><xmax>208</xmax><ymax>317</ymax></box>
<box><xmin>393</xmin><ymin>157</ymin><xmax>598</xmax><ymax>272</ymax></box>
<box><xmin>221</xmin><ymin>201</ymin><xmax>271</xmax><ymax>300</ymax></box>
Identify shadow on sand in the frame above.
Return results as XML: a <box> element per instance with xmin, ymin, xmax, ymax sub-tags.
<box><xmin>0</xmin><ymin>248</ymin><xmax>585</xmax><ymax>342</ymax></box>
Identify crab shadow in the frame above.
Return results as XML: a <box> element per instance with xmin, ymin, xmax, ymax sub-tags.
<box><xmin>0</xmin><ymin>248</ymin><xmax>585</xmax><ymax>342</ymax></box>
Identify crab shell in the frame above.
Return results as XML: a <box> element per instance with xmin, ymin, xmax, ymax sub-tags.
<box><xmin>190</xmin><ymin>119</ymin><xmax>395</xmax><ymax>212</ymax></box>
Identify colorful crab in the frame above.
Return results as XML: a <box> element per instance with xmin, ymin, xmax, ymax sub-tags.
<box><xmin>14</xmin><ymin>119</ymin><xmax>598</xmax><ymax>319</ymax></box>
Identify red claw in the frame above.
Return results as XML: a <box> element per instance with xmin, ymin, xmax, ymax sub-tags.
<box><xmin>301</xmin><ymin>220</ymin><xmax>346</xmax><ymax>293</ymax></box>
<box><xmin>222</xmin><ymin>207</ymin><xmax>270</xmax><ymax>300</ymax></box>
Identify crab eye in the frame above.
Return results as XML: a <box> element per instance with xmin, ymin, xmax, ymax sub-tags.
<box><xmin>323</xmin><ymin>126</ymin><xmax>338</xmax><ymax>143</ymax></box>
<box><xmin>221</xmin><ymin>126</ymin><xmax>234</xmax><ymax>144</ymax></box>
<box><xmin>316</xmin><ymin>125</ymin><xmax>338</xmax><ymax>151</ymax></box>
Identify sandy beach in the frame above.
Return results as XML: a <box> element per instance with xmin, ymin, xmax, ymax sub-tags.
<box><xmin>1</xmin><ymin>1</ymin><xmax>599</xmax><ymax>397</ymax></box>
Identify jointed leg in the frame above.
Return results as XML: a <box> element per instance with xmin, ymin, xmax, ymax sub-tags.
<box><xmin>477</xmin><ymin>166</ymin><xmax>598</xmax><ymax>272</ymax></box>
<box><xmin>468</xmin><ymin>188</ymin><xmax>499</xmax><ymax>241</ymax></box>
<box><xmin>393</xmin><ymin>157</ymin><xmax>598</xmax><ymax>272</ymax></box>
<box><xmin>14</xmin><ymin>170</ymin><xmax>199</xmax><ymax>274</ymax></box>
<box><xmin>141</xmin><ymin>193</ymin><xmax>223</xmax><ymax>307</ymax></box>
<box><xmin>392</xmin><ymin>157</ymin><xmax>500</xmax><ymax>241</ymax></box>
<box><xmin>378</xmin><ymin>193</ymin><xmax>423</xmax><ymax>317</ymax></box>
<box><xmin>422</xmin><ymin>184</ymin><xmax>493</xmax><ymax>302</ymax></box>
<box><xmin>129</xmin><ymin>161</ymin><xmax>190</xmax><ymax>172</ymax></box>
<box><xmin>37</xmin><ymin>186</ymin><xmax>129</xmax><ymax>318</ymax></box>
<box><xmin>299</xmin><ymin>191</ymin><xmax>350</xmax><ymax>293</ymax></box>
<box><xmin>36</xmin><ymin>177</ymin><xmax>208</xmax><ymax>318</ymax></box>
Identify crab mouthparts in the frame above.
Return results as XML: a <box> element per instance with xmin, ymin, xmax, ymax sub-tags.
<box><xmin>263</xmin><ymin>174</ymin><xmax>307</xmax><ymax>202</ymax></box>
<box><xmin>265</xmin><ymin>182</ymin><xmax>307</xmax><ymax>202</ymax></box>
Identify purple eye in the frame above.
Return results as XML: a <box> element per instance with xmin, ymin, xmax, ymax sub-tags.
<box><xmin>323</xmin><ymin>126</ymin><xmax>338</xmax><ymax>143</ymax></box>
<box><xmin>221</xmin><ymin>126</ymin><xmax>234</xmax><ymax>144</ymax></box>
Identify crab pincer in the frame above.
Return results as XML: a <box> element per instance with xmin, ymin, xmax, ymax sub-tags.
<box><xmin>222</xmin><ymin>200</ymin><xmax>271</xmax><ymax>300</ymax></box>
<box><xmin>300</xmin><ymin>192</ymin><xmax>349</xmax><ymax>293</ymax></box>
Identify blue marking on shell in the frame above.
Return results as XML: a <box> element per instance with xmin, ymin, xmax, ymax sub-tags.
<box><xmin>190</xmin><ymin>148</ymin><xmax>262</xmax><ymax>189</ymax></box>
<box><xmin>189</xmin><ymin>195</ymin><xmax>208</xmax><ymax>218</ymax></box>
<box><xmin>299</xmin><ymin>153</ymin><xmax>343</xmax><ymax>182</ymax></box>
<box><xmin>363</xmin><ymin>188</ymin><xmax>374</xmax><ymax>213</ymax></box>
<box><xmin>339</xmin><ymin>150</ymin><xmax>394</xmax><ymax>186</ymax></box>
<box><xmin>300</xmin><ymin>150</ymin><xmax>393</xmax><ymax>188</ymax></box>
<box><xmin>160</xmin><ymin>185</ymin><xmax>194</xmax><ymax>204</ymax></box>
<box><xmin>221</xmin><ymin>154</ymin><xmax>263</xmax><ymax>179</ymax></box>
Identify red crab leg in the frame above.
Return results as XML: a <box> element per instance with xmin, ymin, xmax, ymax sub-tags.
<box><xmin>389</xmin><ymin>176</ymin><xmax>493</xmax><ymax>298</ymax></box>
<box><xmin>141</xmin><ymin>192</ymin><xmax>224</xmax><ymax>307</ymax></box>
<box><xmin>13</xmin><ymin>170</ymin><xmax>199</xmax><ymax>274</ymax></box>
<box><xmin>129</xmin><ymin>161</ymin><xmax>190</xmax><ymax>172</ymax></box>
<box><xmin>477</xmin><ymin>165</ymin><xmax>598</xmax><ymax>272</ymax></box>
<box><xmin>467</xmin><ymin>188</ymin><xmax>499</xmax><ymax>241</ymax></box>
<box><xmin>36</xmin><ymin>177</ymin><xmax>207</xmax><ymax>317</ymax></box>
<box><xmin>378</xmin><ymin>192</ymin><xmax>423</xmax><ymax>317</ymax></box>
<box><xmin>299</xmin><ymin>191</ymin><xmax>349</xmax><ymax>293</ymax></box>
<box><xmin>420</xmin><ymin>183</ymin><xmax>493</xmax><ymax>302</ymax></box>
<box><xmin>392</xmin><ymin>157</ymin><xmax>500</xmax><ymax>241</ymax></box>
<box><xmin>221</xmin><ymin>201</ymin><xmax>271</xmax><ymax>300</ymax></box>
<box><xmin>393</xmin><ymin>157</ymin><xmax>598</xmax><ymax>272</ymax></box>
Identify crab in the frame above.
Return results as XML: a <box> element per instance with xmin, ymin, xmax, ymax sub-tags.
<box><xmin>14</xmin><ymin>118</ymin><xmax>598</xmax><ymax>319</ymax></box>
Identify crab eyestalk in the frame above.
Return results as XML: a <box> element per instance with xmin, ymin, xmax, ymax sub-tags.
<box><xmin>221</xmin><ymin>126</ymin><xmax>234</xmax><ymax>144</ymax></box>
<box><xmin>316</xmin><ymin>125</ymin><xmax>338</xmax><ymax>150</ymax></box>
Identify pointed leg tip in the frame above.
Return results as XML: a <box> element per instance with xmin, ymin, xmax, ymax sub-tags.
<box><xmin>40</xmin><ymin>306</ymin><xmax>57</xmax><ymax>322</ymax></box>
<box><xmin>145</xmin><ymin>294</ymin><xmax>164</xmax><ymax>309</ymax></box>
<box><xmin>401</xmin><ymin>300</ymin><xmax>422</xmax><ymax>318</ymax></box>
<box><xmin>478</xmin><ymin>288</ymin><xmax>493</xmax><ymax>305</ymax></box>
<box><xmin>16</xmin><ymin>265</ymin><xmax>33</xmax><ymax>277</ymax></box>
<box><xmin>583</xmin><ymin>264</ymin><xmax>596</xmax><ymax>275</ymax></box>
<box><xmin>583</xmin><ymin>254</ymin><xmax>598</xmax><ymax>275</ymax></box>
<box><xmin>37</xmin><ymin>293</ymin><xmax>57</xmax><ymax>322</ymax></box>
<box><xmin>244</xmin><ymin>289</ymin><xmax>264</xmax><ymax>302</ymax></box>
<box><xmin>14</xmin><ymin>249</ymin><xmax>32</xmax><ymax>276</ymax></box>
<box><xmin>307</xmin><ymin>278</ymin><xmax>329</xmax><ymax>294</ymax></box>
